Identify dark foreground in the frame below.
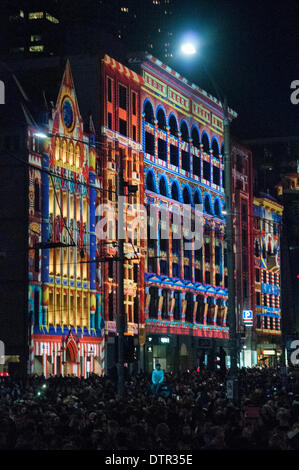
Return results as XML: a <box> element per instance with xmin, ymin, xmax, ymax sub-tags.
<box><xmin>1</xmin><ymin>367</ymin><xmax>299</xmax><ymax>450</ymax></box>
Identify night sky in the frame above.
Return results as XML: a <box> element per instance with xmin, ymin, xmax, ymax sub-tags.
<box><xmin>166</xmin><ymin>0</ymin><xmax>299</xmax><ymax>139</ymax></box>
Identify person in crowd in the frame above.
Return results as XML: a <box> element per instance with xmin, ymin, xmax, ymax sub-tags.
<box><xmin>151</xmin><ymin>363</ymin><xmax>164</xmax><ymax>395</ymax></box>
<box><xmin>0</xmin><ymin>366</ymin><xmax>299</xmax><ymax>450</ymax></box>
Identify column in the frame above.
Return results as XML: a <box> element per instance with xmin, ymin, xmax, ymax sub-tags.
<box><xmin>169</xmin><ymin>291</ymin><xmax>175</xmax><ymax>321</ymax></box>
<box><xmin>145</xmin><ymin>286</ymin><xmax>150</xmax><ymax>319</ymax></box>
<box><xmin>154</xmin><ymin>120</ymin><xmax>158</xmax><ymax>159</ymax></box>
<box><xmin>193</xmin><ymin>294</ymin><xmax>197</xmax><ymax>324</ymax></box>
<box><xmin>168</xmin><ymin>211</ymin><xmax>173</xmax><ymax>278</ymax></box>
<box><xmin>157</xmin><ymin>288</ymin><xmax>163</xmax><ymax>321</ymax></box>
<box><xmin>203</xmin><ymin>297</ymin><xmax>208</xmax><ymax>325</ymax></box>
<box><xmin>202</xmin><ymin>224</ymin><xmax>206</xmax><ymax>284</ymax></box>
<box><xmin>42</xmin><ymin>152</ymin><xmax>50</xmax><ymax>326</ymax></box>
<box><xmin>178</xmin><ymin>131</ymin><xmax>182</xmax><ymax>170</ymax></box>
<box><xmin>89</xmin><ymin>147</ymin><xmax>97</xmax><ymax>330</ymax></box>
<box><xmin>211</xmin><ymin>224</ymin><xmax>215</xmax><ymax>286</ymax></box>
<box><xmin>180</xmin><ymin>212</ymin><xmax>184</xmax><ymax>279</ymax></box>
<box><xmin>181</xmin><ymin>292</ymin><xmax>186</xmax><ymax>322</ymax></box>
<box><xmin>189</xmin><ymin>139</ymin><xmax>193</xmax><ymax>177</ymax></box>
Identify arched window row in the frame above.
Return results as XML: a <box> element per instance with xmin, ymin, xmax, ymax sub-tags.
<box><xmin>145</xmin><ymin>170</ymin><xmax>224</xmax><ymax>217</ymax></box>
<box><xmin>147</xmin><ymin>287</ymin><xmax>226</xmax><ymax>326</ymax></box>
<box><xmin>54</xmin><ymin>137</ymin><xmax>83</xmax><ymax>169</ymax></box>
<box><xmin>143</xmin><ymin>99</ymin><xmax>222</xmax><ymax>157</ymax></box>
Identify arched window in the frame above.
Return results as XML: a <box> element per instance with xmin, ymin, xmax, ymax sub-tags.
<box><xmin>169</xmin><ymin>114</ymin><xmax>178</xmax><ymax>135</ymax></box>
<box><xmin>146</xmin><ymin>171</ymin><xmax>156</xmax><ymax>192</ymax></box>
<box><xmin>204</xmin><ymin>194</ymin><xmax>213</xmax><ymax>215</ymax></box>
<box><xmin>194</xmin><ymin>190</ymin><xmax>202</xmax><ymax>207</ymax></box>
<box><xmin>212</xmin><ymin>138</ymin><xmax>220</xmax><ymax>158</ymax></box>
<box><xmin>191</xmin><ymin>126</ymin><xmax>200</xmax><ymax>148</ymax></box>
<box><xmin>55</xmin><ymin>137</ymin><xmax>60</xmax><ymax>161</ymax></box>
<box><xmin>202</xmin><ymin>133</ymin><xmax>210</xmax><ymax>154</ymax></box>
<box><xmin>62</xmin><ymin>140</ymin><xmax>67</xmax><ymax>164</ymax></box>
<box><xmin>69</xmin><ymin>142</ymin><xmax>74</xmax><ymax>166</ymax></box>
<box><xmin>75</xmin><ymin>145</ymin><xmax>81</xmax><ymax>169</ymax></box>
<box><xmin>183</xmin><ymin>186</ymin><xmax>191</xmax><ymax>205</ymax></box>
<box><xmin>157</xmin><ymin>108</ymin><xmax>166</xmax><ymax>130</ymax></box>
<box><xmin>180</xmin><ymin>121</ymin><xmax>189</xmax><ymax>143</ymax></box>
<box><xmin>221</xmin><ymin>143</ymin><xmax>224</xmax><ymax>156</ymax></box>
<box><xmin>143</xmin><ymin>100</ymin><xmax>154</xmax><ymax>123</ymax></box>
<box><xmin>214</xmin><ymin>199</ymin><xmax>222</xmax><ymax>218</ymax></box>
<box><xmin>159</xmin><ymin>177</ymin><xmax>168</xmax><ymax>197</ymax></box>
<box><xmin>171</xmin><ymin>182</ymin><xmax>180</xmax><ymax>201</ymax></box>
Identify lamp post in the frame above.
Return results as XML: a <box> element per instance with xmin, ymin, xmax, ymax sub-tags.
<box><xmin>180</xmin><ymin>44</ymin><xmax>239</xmax><ymax>400</ymax></box>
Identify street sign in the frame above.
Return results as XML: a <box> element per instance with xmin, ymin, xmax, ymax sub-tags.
<box><xmin>243</xmin><ymin>310</ymin><xmax>253</xmax><ymax>326</ymax></box>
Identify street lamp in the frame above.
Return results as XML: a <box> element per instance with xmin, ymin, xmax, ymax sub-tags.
<box><xmin>180</xmin><ymin>42</ymin><xmax>239</xmax><ymax>401</ymax></box>
<box><xmin>181</xmin><ymin>43</ymin><xmax>197</xmax><ymax>56</ymax></box>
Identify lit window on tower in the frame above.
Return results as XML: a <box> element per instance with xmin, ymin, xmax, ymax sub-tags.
<box><xmin>29</xmin><ymin>45</ymin><xmax>44</xmax><ymax>53</ymax></box>
<box><xmin>29</xmin><ymin>12</ymin><xmax>44</xmax><ymax>20</ymax></box>
<box><xmin>30</xmin><ymin>35</ymin><xmax>42</xmax><ymax>42</ymax></box>
<box><xmin>46</xmin><ymin>13</ymin><xmax>59</xmax><ymax>23</ymax></box>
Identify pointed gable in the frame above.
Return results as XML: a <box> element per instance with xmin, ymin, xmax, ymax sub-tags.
<box><xmin>48</xmin><ymin>60</ymin><xmax>88</xmax><ymax>173</ymax></box>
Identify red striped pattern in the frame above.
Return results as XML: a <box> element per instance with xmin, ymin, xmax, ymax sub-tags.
<box><xmin>104</xmin><ymin>55</ymin><xmax>143</xmax><ymax>84</ymax></box>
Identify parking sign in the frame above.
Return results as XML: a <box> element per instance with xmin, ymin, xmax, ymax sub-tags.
<box><xmin>243</xmin><ymin>310</ymin><xmax>253</xmax><ymax>326</ymax></box>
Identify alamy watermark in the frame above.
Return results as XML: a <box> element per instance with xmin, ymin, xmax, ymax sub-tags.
<box><xmin>95</xmin><ymin>199</ymin><xmax>204</xmax><ymax>250</ymax></box>
<box><xmin>290</xmin><ymin>80</ymin><xmax>299</xmax><ymax>105</ymax></box>
<box><xmin>289</xmin><ymin>340</ymin><xmax>299</xmax><ymax>365</ymax></box>
<box><xmin>0</xmin><ymin>340</ymin><xmax>5</xmax><ymax>365</ymax></box>
<box><xmin>0</xmin><ymin>80</ymin><xmax>4</xmax><ymax>104</ymax></box>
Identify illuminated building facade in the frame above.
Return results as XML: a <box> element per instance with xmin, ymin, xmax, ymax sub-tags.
<box><xmin>140</xmin><ymin>55</ymin><xmax>237</xmax><ymax>372</ymax></box>
<box><xmin>253</xmin><ymin>195</ymin><xmax>283</xmax><ymax>366</ymax></box>
<box><xmin>231</xmin><ymin>141</ymin><xmax>256</xmax><ymax>366</ymax></box>
<box><xmin>277</xmin><ymin>160</ymin><xmax>299</xmax><ymax>353</ymax></box>
<box><xmin>100</xmin><ymin>55</ymin><xmax>145</xmax><ymax>373</ymax></box>
<box><xmin>28</xmin><ymin>62</ymin><xmax>104</xmax><ymax>377</ymax></box>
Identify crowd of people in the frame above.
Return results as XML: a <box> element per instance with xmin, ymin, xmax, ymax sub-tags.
<box><xmin>1</xmin><ymin>366</ymin><xmax>299</xmax><ymax>450</ymax></box>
